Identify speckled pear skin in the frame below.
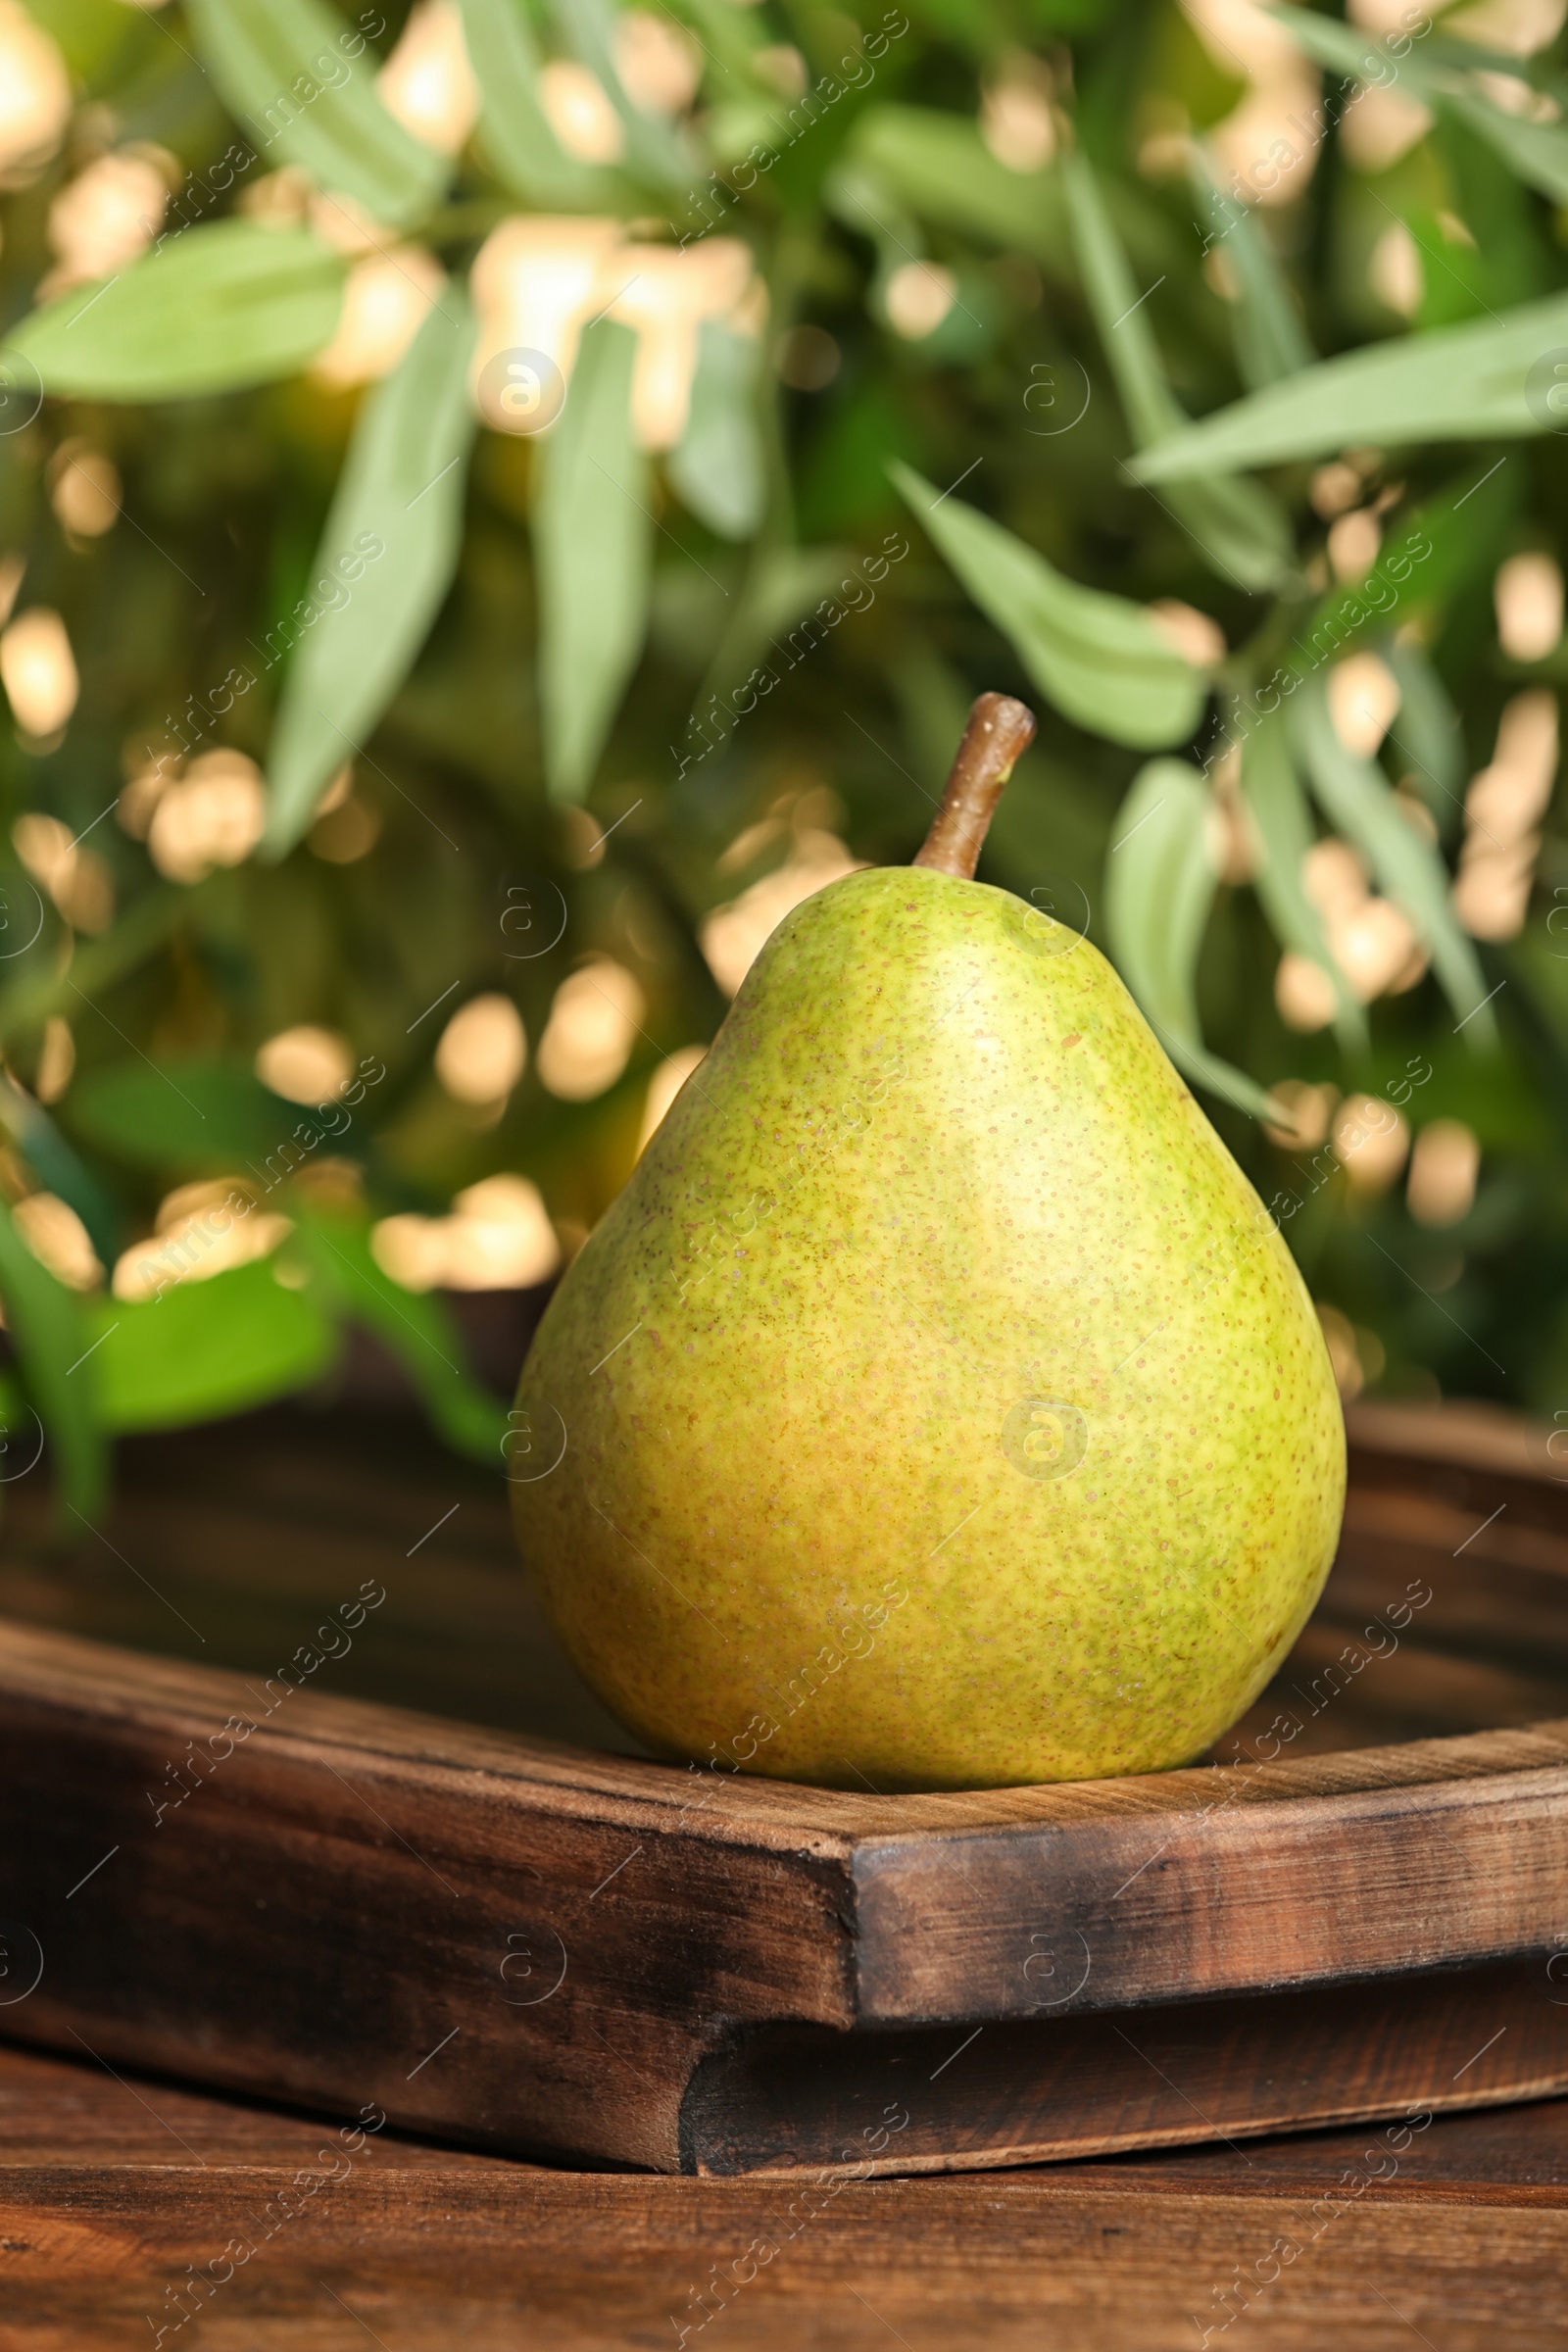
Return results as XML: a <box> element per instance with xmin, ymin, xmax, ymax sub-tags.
<box><xmin>511</xmin><ymin>865</ymin><xmax>1345</xmax><ymax>1790</ymax></box>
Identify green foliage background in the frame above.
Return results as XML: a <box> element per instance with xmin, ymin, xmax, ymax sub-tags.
<box><xmin>5</xmin><ymin>0</ymin><xmax>1568</xmax><ymax>1514</ymax></box>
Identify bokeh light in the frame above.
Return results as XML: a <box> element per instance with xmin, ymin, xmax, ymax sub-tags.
<box><xmin>1310</xmin><ymin>461</ymin><xmax>1362</xmax><ymax>518</ymax></box>
<box><xmin>1327</xmin><ymin>653</ymin><xmax>1400</xmax><ymax>758</ymax></box>
<box><xmin>1407</xmin><ymin>1119</ymin><xmax>1481</xmax><ymax>1229</ymax></box>
<box><xmin>376</xmin><ymin>0</ymin><xmax>479</xmax><ymax>155</ymax></box>
<box><xmin>536</xmin><ymin>957</ymin><xmax>645</xmax><ymax>1101</ymax></box>
<box><xmin>1329</xmin><ymin>896</ymin><xmax>1420</xmax><ymax>1001</ymax></box>
<box><xmin>34</xmin><ymin>1014</ymin><xmax>74</xmax><ymax>1104</ymax></box>
<box><xmin>1368</xmin><ymin>220</ymin><xmax>1422</xmax><ymax>317</ymax></box>
<box><xmin>980</xmin><ymin>71</ymin><xmax>1056</xmax><ymax>172</ymax></box>
<box><xmin>14</xmin><ymin>811</ymin><xmax>113</xmax><ymax>932</ymax></box>
<box><xmin>443</xmin><ymin>1175</ymin><xmax>562</xmax><ymax>1288</ymax></box>
<box><xmin>1</xmin><ymin>609</ymin><xmax>77</xmax><ymax>742</ymax></box>
<box><xmin>46</xmin><ymin>150</ymin><xmax>168</xmax><ymax>291</ymax></box>
<box><xmin>612</xmin><ymin>10</ymin><xmax>701</xmax><ymax>114</ymax></box>
<box><xmin>15</xmin><ymin>1192</ymin><xmax>102</xmax><ymax>1291</ymax></box>
<box><xmin>538</xmin><ymin>61</ymin><xmax>624</xmax><ymax>164</ymax></box>
<box><xmin>1327</xmin><ymin>508</ymin><xmax>1381</xmax><ymax>583</ymax></box>
<box><xmin>113</xmin><ymin>1179</ymin><xmax>291</xmax><ymax>1301</ymax></box>
<box><xmin>1339</xmin><ymin>82</ymin><xmax>1432</xmax><ymax>173</ymax></box>
<box><xmin>609</xmin><ymin>240</ymin><xmax>757</xmax><ymax>448</ymax></box>
<box><xmin>470</xmin><ymin>215</ymin><xmax>623</xmax><ymax>425</ymax></box>
<box><xmin>885</xmin><ymin>263</ymin><xmax>957</xmax><ymax>341</ymax></box>
<box><xmin>1149</xmin><ymin>600</ymin><xmax>1226</xmax><ymax>669</ymax></box>
<box><xmin>47</xmin><ymin>442</ymin><xmax>121</xmax><ymax>539</ymax></box>
<box><xmin>1274</xmin><ymin>950</ymin><xmax>1339</xmax><ymax>1033</ymax></box>
<box><xmin>702</xmin><ymin>829</ymin><xmax>863</xmax><ymax>999</ymax></box>
<box><xmin>435</xmin><ymin>994</ymin><xmax>527</xmax><ymax>1105</ymax></box>
<box><xmin>1494</xmin><ymin>552</ymin><xmax>1563</xmax><ymax>663</ymax></box>
<box><xmin>1262</xmin><ymin>1079</ymin><xmax>1338</xmax><ymax>1151</ymax></box>
<box><xmin>0</xmin><ymin>2</ymin><xmax>71</xmax><ymax>184</ymax></box>
<box><xmin>313</xmin><ymin>248</ymin><xmax>446</xmax><ymax>388</ymax></box>
<box><xmin>1185</xmin><ymin>0</ymin><xmax>1323</xmax><ymax>209</ymax></box>
<box><xmin>256</xmin><ymin>1026</ymin><xmax>354</xmax><ymax>1105</ymax></box>
<box><xmin>1453</xmin><ymin>689</ymin><xmax>1557</xmax><ymax>940</ymax></box>
<box><xmin>754</xmin><ymin>45</ymin><xmax>807</xmax><ymax>97</ymax></box>
<box><xmin>146</xmin><ymin>751</ymin><xmax>266</xmax><ymax>885</ymax></box>
<box><xmin>1332</xmin><ymin>1094</ymin><xmax>1410</xmax><ymax>1194</ymax></box>
<box><xmin>371</xmin><ymin>1174</ymin><xmax>561</xmax><ymax>1292</ymax></box>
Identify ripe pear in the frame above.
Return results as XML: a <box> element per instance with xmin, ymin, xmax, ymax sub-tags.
<box><xmin>512</xmin><ymin>695</ymin><xmax>1345</xmax><ymax>1789</ymax></box>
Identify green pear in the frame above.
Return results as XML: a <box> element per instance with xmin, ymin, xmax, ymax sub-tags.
<box><xmin>512</xmin><ymin>695</ymin><xmax>1345</xmax><ymax>1789</ymax></box>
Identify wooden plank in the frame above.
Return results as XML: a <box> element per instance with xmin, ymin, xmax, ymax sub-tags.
<box><xmin>1346</xmin><ymin>1396</ymin><xmax>1568</xmax><ymax>1485</ymax></box>
<box><xmin>683</xmin><ymin>1958</ymin><xmax>1568</xmax><ymax>2176</ymax></box>
<box><xmin>0</xmin><ymin>1624</ymin><xmax>859</xmax><ymax>2176</ymax></box>
<box><xmin>851</xmin><ymin>1732</ymin><xmax>1568</xmax><ymax>2020</ymax></box>
<box><xmin>5</xmin><ymin>2044</ymin><xmax>1568</xmax><ymax>2352</ymax></box>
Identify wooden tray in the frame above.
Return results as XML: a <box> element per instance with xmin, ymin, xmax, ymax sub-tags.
<box><xmin>1</xmin><ymin>1398</ymin><xmax>1567</xmax><ymax>2177</ymax></box>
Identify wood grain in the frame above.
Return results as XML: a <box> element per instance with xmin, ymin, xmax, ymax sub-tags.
<box><xmin>850</xmin><ymin>1726</ymin><xmax>1568</xmax><ymax>2020</ymax></box>
<box><xmin>5</xmin><ymin>2042</ymin><xmax>1568</xmax><ymax>2351</ymax></box>
<box><xmin>683</xmin><ymin>1957</ymin><xmax>1568</xmax><ymax>2175</ymax></box>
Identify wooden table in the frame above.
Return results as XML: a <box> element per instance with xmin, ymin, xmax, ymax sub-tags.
<box><xmin>2</xmin><ymin>2037</ymin><xmax>1566</xmax><ymax>2348</ymax></box>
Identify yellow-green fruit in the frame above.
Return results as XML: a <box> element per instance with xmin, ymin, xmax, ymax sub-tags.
<box><xmin>511</xmin><ymin>865</ymin><xmax>1345</xmax><ymax>1789</ymax></box>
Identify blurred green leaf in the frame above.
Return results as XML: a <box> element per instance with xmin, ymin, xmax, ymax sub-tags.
<box><xmin>889</xmin><ymin>461</ymin><xmax>1207</xmax><ymax>750</ymax></box>
<box><xmin>1427</xmin><ymin>104</ymin><xmax>1546</xmax><ymax>321</ymax></box>
<box><xmin>825</xmin><ymin>158</ymin><xmax>925</xmax><ymax>282</ymax></box>
<box><xmin>68</xmin><ymin>1058</ymin><xmax>306</xmax><ymax>1173</ymax></box>
<box><xmin>84</xmin><ymin>1257</ymin><xmax>337</xmax><ymax>1433</ymax></box>
<box><xmin>1293</xmin><ymin>678</ymin><xmax>1495</xmax><ymax>1044</ymax></box>
<box><xmin>265</xmin><ymin>289</ymin><xmax>477</xmax><ymax>852</ymax></box>
<box><xmin>292</xmin><ymin>1209</ymin><xmax>508</xmax><ymax>1462</ymax></box>
<box><xmin>459</xmin><ymin>0</ymin><xmax>607</xmax><ymax>204</ymax></box>
<box><xmin>1271</xmin><ymin>8</ymin><xmax>1568</xmax><ymax>209</ymax></box>
<box><xmin>1236</xmin><ymin>711</ymin><xmax>1366</xmax><ymax>1051</ymax></box>
<box><xmin>554</xmin><ymin>0</ymin><xmax>688</xmax><ymax>191</ymax></box>
<box><xmin>1189</xmin><ymin>145</ymin><xmax>1314</xmax><ymax>390</ymax></box>
<box><xmin>0</xmin><ymin>1198</ymin><xmax>105</xmax><ymax>1519</ymax></box>
<box><xmin>1053</xmin><ymin>153</ymin><xmax>1193</xmax><ymax>449</ymax></box>
<box><xmin>668</xmin><ymin>324</ymin><xmax>765</xmax><ymax>542</ymax></box>
<box><xmin>1446</xmin><ymin>91</ymin><xmax>1568</xmax><ymax>208</ymax></box>
<box><xmin>847</xmin><ymin>106</ymin><xmax>1070</xmax><ymax>263</ymax></box>
<box><xmin>1263</xmin><ymin>12</ymin><xmax>1428</xmax><ymax>90</ymax></box>
<box><xmin>1135</xmin><ymin>290</ymin><xmax>1568</xmax><ymax>479</ymax></box>
<box><xmin>536</xmin><ymin>318</ymin><xmax>652</xmax><ymax>800</ymax></box>
<box><xmin>1384</xmin><ymin>636</ymin><xmax>1466</xmax><ymax>837</ymax></box>
<box><xmin>0</xmin><ymin>1072</ymin><xmax>122</xmax><ymax>1267</ymax></box>
<box><xmin>1104</xmin><ymin>760</ymin><xmax>1281</xmax><ymax>1119</ymax></box>
<box><xmin>670</xmin><ymin>0</ymin><xmax>768</xmax><ymax>87</ymax></box>
<box><xmin>10</xmin><ymin>223</ymin><xmax>344</xmax><ymax>401</ymax></box>
<box><xmin>185</xmin><ymin>0</ymin><xmax>447</xmax><ymax>227</ymax></box>
<box><xmin>1062</xmin><ymin>152</ymin><xmax>1293</xmax><ymax>592</ymax></box>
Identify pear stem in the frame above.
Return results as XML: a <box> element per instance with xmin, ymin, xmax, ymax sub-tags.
<box><xmin>912</xmin><ymin>693</ymin><xmax>1037</xmax><ymax>879</ymax></box>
